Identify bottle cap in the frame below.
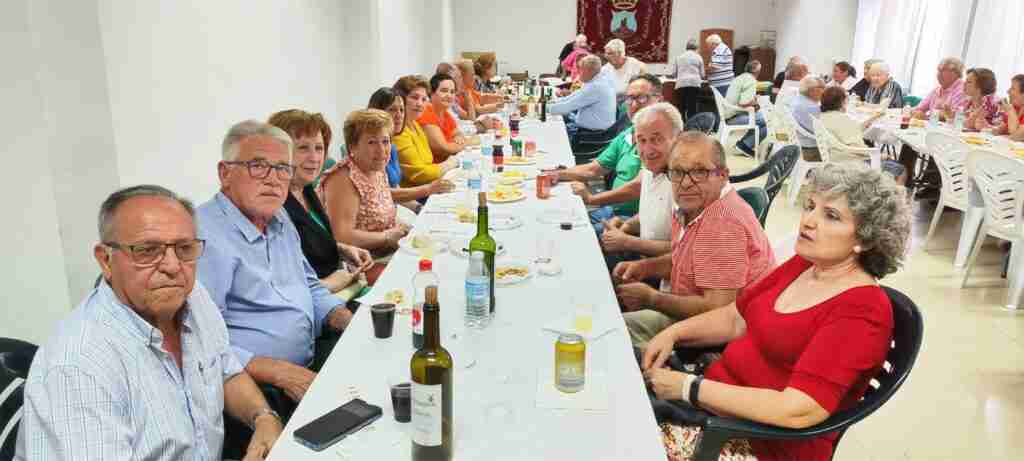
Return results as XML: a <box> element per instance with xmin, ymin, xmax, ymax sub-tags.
<box><xmin>560</xmin><ymin>222</ymin><xmax>573</xmax><ymax>230</ymax></box>
<box><xmin>419</xmin><ymin>259</ymin><xmax>433</xmax><ymax>271</ymax></box>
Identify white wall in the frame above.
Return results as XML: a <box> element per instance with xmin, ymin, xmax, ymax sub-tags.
<box><xmin>1</xmin><ymin>0</ymin><xmax>74</xmax><ymax>343</ymax></box>
<box><xmin>774</xmin><ymin>0</ymin><xmax>859</xmax><ymax>78</ymax></box>
<box><xmin>451</xmin><ymin>0</ymin><xmax>777</xmax><ymax>75</ymax></box>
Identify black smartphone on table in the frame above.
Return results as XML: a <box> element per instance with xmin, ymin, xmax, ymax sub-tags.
<box><xmin>293</xmin><ymin>398</ymin><xmax>382</xmax><ymax>451</ymax></box>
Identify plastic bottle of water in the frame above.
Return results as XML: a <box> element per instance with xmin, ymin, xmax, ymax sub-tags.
<box><xmin>953</xmin><ymin>110</ymin><xmax>965</xmax><ymax>132</ymax></box>
<box><xmin>928</xmin><ymin>110</ymin><xmax>939</xmax><ymax>129</ymax></box>
<box><xmin>465</xmin><ymin>251</ymin><xmax>491</xmax><ymax>329</ymax></box>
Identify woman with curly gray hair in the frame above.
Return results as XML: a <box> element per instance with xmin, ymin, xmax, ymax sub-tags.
<box><xmin>641</xmin><ymin>162</ymin><xmax>910</xmax><ymax>460</ymax></box>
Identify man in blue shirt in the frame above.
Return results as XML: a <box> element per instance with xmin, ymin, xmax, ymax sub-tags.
<box><xmin>17</xmin><ymin>185</ymin><xmax>281</xmax><ymax>461</ymax></box>
<box><xmin>787</xmin><ymin>76</ymin><xmax>826</xmax><ymax>160</ymax></box>
<box><xmin>549</xmin><ymin>54</ymin><xmax>618</xmax><ymax>141</ymax></box>
<box><xmin>196</xmin><ymin>121</ymin><xmax>354</xmax><ymax>419</ymax></box>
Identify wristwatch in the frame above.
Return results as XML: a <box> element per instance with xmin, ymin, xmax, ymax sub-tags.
<box><xmin>249</xmin><ymin>407</ymin><xmax>281</xmax><ymax>430</ymax></box>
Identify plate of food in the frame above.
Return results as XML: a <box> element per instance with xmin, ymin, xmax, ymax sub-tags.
<box><xmin>398</xmin><ymin>232</ymin><xmax>450</xmax><ymax>256</ymax></box>
<box><xmin>495</xmin><ymin>261</ymin><xmax>532</xmax><ymax>286</ymax></box>
<box><xmin>504</xmin><ymin>156</ymin><xmax>536</xmax><ymax>166</ymax></box>
<box><xmin>487</xmin><ymin>189</ymin><xmax>527</xmax><ymax>203</ymax></box>
<box><xmin>384</xmin><ymin>289</ymin><xmax>411</xmax><ymax>315</ymax></box>
<box><xmin>961</xmin><ymin>134</ymin><xmax>991</xmax><ymax>146</ymax></box>
<box><xmin>498</xmin><ymin>176</ymin><xmax>524</xmax><ymax>186</ymax></box>
<box><xmin>500</xmin><ymin>169</ymin><xmax>537</xmax><ymax>181</ymax></box>
<box><xmin>448</xmin><ymin>237</ymin><xmax>507</xmax><ymax>258</ymax></box>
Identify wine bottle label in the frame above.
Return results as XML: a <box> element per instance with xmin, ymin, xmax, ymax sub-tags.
<box><xmin>411</xmin><ymin>382</ymin><xmax>443</xmax><ymax>446</ymax></box>
<box><xmin>412</xmin><ymin>303</ymin><xmax>423</xmax><ymax>336</ymax></box>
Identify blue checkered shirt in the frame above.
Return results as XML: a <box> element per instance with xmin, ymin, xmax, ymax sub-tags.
<box><xmin>15</xmin><ymin>280</ymin><xmax>242</xmax><ymax>461</ymax></box>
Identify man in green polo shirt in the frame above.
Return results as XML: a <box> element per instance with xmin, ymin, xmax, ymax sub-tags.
<box><xmin>553</xmin><ymin>74</ymin><xmax>663</xmax><ymax>234</ymax></box>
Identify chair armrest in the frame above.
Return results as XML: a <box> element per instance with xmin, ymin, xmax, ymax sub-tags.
<box><xmin>729</xmin><ymin>162</ymin><xmax>771</xmax><ymax>183</ymax></box>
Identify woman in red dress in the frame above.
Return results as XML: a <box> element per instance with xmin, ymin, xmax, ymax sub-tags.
<box><xmin>642</xmin><ymin>162</ymin><xmax>912</xmax><ymax>461</ymax></box>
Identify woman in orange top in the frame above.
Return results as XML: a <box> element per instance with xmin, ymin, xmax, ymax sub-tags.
<box><xmin>418</xmin><ymin>73</ymin><xmax>466</xmax><ymax>162</ymax></box>
<box><xmin>456</xmin><ymin>59</ymin><xmax>499</xmax><ymax>116</ymax></box>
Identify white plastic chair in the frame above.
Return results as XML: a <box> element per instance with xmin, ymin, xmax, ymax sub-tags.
<box><xmin>712</xmin><ymin>86</ymin><xmax>759</xmax><ymax>155</ymax></box>
<box><xmin>778</xmin><ymin>104</ymin><xmax>820</xmax><ymax>205</ymax></box>
<box><xmin>813</xmin><ymin>117</ymin><xmax>882</xmax><ymax>169</ymax></box>
<box><xmin>960</xmin><ymin>151</ymin><xmax>1024</xmax><ymax>291</ymax></box>
<box><xmin>757</xmin><ymin>96</ymin><xmax>783</xmax><ymax>162</ymax></box>
<box><xmin>921</xmin><ymin>132</ymin><xmax>970</xmax><ymax>251</ymax></box>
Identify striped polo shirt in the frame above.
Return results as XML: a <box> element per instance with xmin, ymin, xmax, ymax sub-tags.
<box><xmin>708</xmin><ymin>43</ymin><xmax>735</xmax><ymax>88</ymax></box>
<box><xmin>671</xmin><ymin>185</ymin><xmax>776</xmax><ymax>297</ymax></box>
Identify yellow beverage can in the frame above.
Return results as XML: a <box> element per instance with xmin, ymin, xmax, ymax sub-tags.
<box><xmin>555</xmin><ymin>333</ymin><xmax>586</xmax><ymax>393</ymax></box>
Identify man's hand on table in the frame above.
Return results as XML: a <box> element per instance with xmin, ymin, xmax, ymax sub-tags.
<box><xmin>612</xmin><ymin>259</ymin><xmax>650</xmax><ymax>283</ymax></box>
<box><xmin>569</xmin><ymin>181</ymin><xmax>592</xmax><ymax>204</ymax></box>
<box><xmin>601</xmin><ymin>224</ymin><xmax>632</xmax><ymax>253</ymax></box>
<box><xmin>604</xmin><ymin>216</ymin><xmax>625</xmax><ymax>231</ymax></box>
<box><xmin>327</xmin><ymin>305</ymin><xmax>354</xmax><ymax>331</ymax></box>
<box><xmin>271</xmin><ymin>360</ymin><xmax>317</xmax><ymax>402</ymax></box>
<box><xmin>615</xmin><ymin>282</ymin><xmax>657</xmax><ymax>312</ymax></box>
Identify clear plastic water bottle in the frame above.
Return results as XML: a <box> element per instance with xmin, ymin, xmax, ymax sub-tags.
<box><xmin>465</xmin><ymin>251</ymin><xmax>491</xmax><ymax>329</ymax></box>
<box><xmin>928</xmin><ymin>110</ymin><xmax>939</xmax><ymax>129</ymax></box>
<box><xmin>953</xmin><ymin>110</ymin><xmax>965</xmax><ymax>132</ymax></box>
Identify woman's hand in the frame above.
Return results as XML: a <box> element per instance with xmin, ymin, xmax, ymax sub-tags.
<box><xmin>644</xmin><ymin>368</ymin><xmax>689</xmax><ymax>401</ymax></box>
<box><xmin>999</xmin><ymin>98</ymin><xmax>1015</xmax><ymax>115</ymax></box>
<box><xmin>429</xmin><ymin>179</ymin><xmax>455</xmax><ymax>195</ymax></box>
<box><xmin>339</xmin><ymin>243</ymin><xmax>373</xmax><ymax>271</ymax></box>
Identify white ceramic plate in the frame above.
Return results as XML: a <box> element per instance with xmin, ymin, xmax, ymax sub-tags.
<box><xmin>495</xmin><ymin>260</ymin><xmax>533</xmax><ymax>286</ymax></box>
<box><xmin>398</xmin><ymin>232</ymin><xmax>450</xmax><ymax>255</ymax></box>
<box><xmin>489</xmin><ymin>213</ymin><xmax>523</xmax><ymax>231</ymax></box>
<box><xmin>448</xmin><ymin>237</ymin><xmax>507</xmax><ymax>258</ymax></box>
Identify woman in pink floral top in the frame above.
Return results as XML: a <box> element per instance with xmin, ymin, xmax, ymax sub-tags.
<box><xmin>323</xmin><ymin>109</ymin><xmax>410</xmax><ymax>267</ymax></box>
<box><xmin>957</xmin><ymin>68</ymin><xmax>1002</xmax><ymax>131</ymax></box>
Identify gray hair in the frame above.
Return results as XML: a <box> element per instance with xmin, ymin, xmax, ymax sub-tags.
<box><xmin>805</xmin><ymin>163</ymin><xmax>911</xmax><ymax>279</ymax></box>
<box><xmin>578</xmin><ymin>54</ymin><xmax>603</xmax><ymax>72</ymax></box>
<box><xmin>221</xmin><ymin>120</ymin><xmax>294</xmax><ymax>162</ymax></box>
<box><xmin>785</xmin><ymin>63</ymin><xmax>808</xmax><ymax>80</ymax></box>
<box><xmin>788</xmin><ymin>55</ymin><xmax>805</xmax><ymax>66</ymax></box>
<box><xmin>870</xmin><ymin>60</ymin><xmax>891</xmax><ymax>75</ymax></box>
<box><xmin>604</xmin><ymin>38</ymin><xmax>625</xmax><ymax>55</ymax></box>
<box><xmin>705</xmin><ymin>34</ymin><xmax>722</xmax><ymax>45</ymax></box>
<box><xmin>799</xmin><ymin>75</ymin><xmax>826</xmax><ymax>96</ymax></box>
<box><xmin>686</xmin><ymin>38</ymin><xmax>698</xmax><ymax>50</ymax></box>
<box><xmin>863</xmin><ymin>58</ymin><xmax>882</xmax><ymax>70</ymax></box>
<box><xmin>939</xmin><ymin>56</ymin><xmax>964</xmax><ymax>77</ymax></box>
<box><xmin>98</xmin><ymin>185</ymin><xmax>195</xmax><ymax>242</ymax></box>
<box><xmin>671</xmin><ymin>131</ymin><xmax>726</xmax><ymax>169</ymax></box>
<box><xmin>633</xmin><ymin>102</ymin><xmax>684</xmax><ymax>135</ymax></box>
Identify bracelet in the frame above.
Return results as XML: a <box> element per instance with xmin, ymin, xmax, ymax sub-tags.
<box><xmin>689</xmin><ymin>376</ymin><xmax>704</xmax><ymax>409</ymax></box>
<box><xmin>249</xmin><ymin>407</ymin><xmax>281</xmax><ymax>430</ymax></box>
<box><xmin>680</xmin><ymin>374</ymin><xmax>695</xmax><ymax>404</ymax></box>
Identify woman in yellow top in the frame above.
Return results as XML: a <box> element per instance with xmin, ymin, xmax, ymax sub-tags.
<box><xmin>392</xmin><ymin>74</ymin><xmax>458</xmax><ymax>186</ymax></box>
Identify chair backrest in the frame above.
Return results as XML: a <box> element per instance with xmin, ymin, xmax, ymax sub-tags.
<box><xmin>737</xmin><ymin>186</ymin><xmax>770</xmax><ymax>226</ymax></box>
<box><xmin>811</xmin><ymin>117</ymin><xmax>837</xmax><ymax>164</ymax></box>
<box><xmin>711</xmin><ymin>85</ymin><xmax>729</xmax><ymax>120</ymax></box>
<box><xmin>971</xmin><ymin>149</ymin><xmax>1024</xmax><ymax>240</ymax></box>
<box><xmin>729</xmin><ymin>145</ymin><xmax>799</xmax><ymax>210</ymax></box>
<box><xmin>924</xmin><ymin>131</ymin><xmax>963</xmax><ymax>159</ymax></box>
<box><xmin>773</xmin><ymin>104</ymin><xmax>805</xmax><ymax>161</ymax></box>
<box><xmin>928</xmin><ymin>143</ymin><xmax>969</xmax><ymax>204</ymax></box>
<box><xmin>0</xmin><ymin>338</ymin><xmax>37</xmax><ymax>461</ymax></box>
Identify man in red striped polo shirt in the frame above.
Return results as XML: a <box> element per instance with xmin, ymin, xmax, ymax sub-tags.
<box><xmin>613</xmin><ymin>132</ymin><xmax>775</xmax><ymax>348</ymax></box>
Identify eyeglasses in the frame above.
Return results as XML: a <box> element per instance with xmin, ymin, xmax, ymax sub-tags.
<box><xmin>625</xmin><ymin>93</ymin><xmax>658</xmax><ymax>105</ymax></box>
<box><xmin>224</xmin><ymin>159</ymin><xmax>295</xmax><ymax>180</ymax></box>
<box><xmin>667</xmin><ymin>168</ymin><xmax>723</xmax><ymax>184</ymax></box>
<box><xmin>105</xmin><ymin>239</ymin><xmax>206</xmax><ymax>267</ymax></box>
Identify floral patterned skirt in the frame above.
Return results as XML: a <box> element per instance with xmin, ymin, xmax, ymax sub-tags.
<box><xmin>660</xmin><ymin>423</ymin><xmax>758</xmax><ymax>461</ymax></box>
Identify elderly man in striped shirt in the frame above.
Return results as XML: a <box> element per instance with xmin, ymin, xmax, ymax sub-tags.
<box><xmin>613</xmin><ymin>133</ymin><xmax>776</xmax><ymax>348</ymax></box>
<box><xmin>17</xmin><ymin>186</ymin><xmax>282</xmax><ymax>461</ymax></box>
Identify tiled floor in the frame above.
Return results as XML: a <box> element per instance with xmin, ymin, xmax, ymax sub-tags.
<box><xmin>727</xmin><ymin>153</ymin><xmax>1024</xmax><ymax>460</ymax></box>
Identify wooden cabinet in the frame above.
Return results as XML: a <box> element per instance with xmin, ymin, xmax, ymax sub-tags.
<box><xmin>749</xmin><ymin>47</ymin><xmax>776</xmax><ymax>81</ymax></box>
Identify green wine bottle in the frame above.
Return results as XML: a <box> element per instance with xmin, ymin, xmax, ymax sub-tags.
<box><xmin>468</xmin><ymin>192</ymin><xmax>496</xmax><ymax>314</ymax></box>
<box><xmin>410</xmin><ymin>286</ymin><xmax>454</xmax><ymax>461</ymax></box>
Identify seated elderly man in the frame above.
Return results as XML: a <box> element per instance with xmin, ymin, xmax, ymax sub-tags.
<box><xmin>552</xmin><ymin>74</ymin><xmax>663</xmax><ymax>232</ymax></box>
<box><xmin>603</xmin><ymin>38</ymin><xmax>648</xmax><ymax>97</ymax></box>
<box><xmin>850</xmin><ymin>58</ymin><xmax>881</xmax><ymax>101</ymax></box>
<box><xmin>600</xmin><ymin>102</ymin><xmax>682</xmax><ymax>276</ymax></box>
<box><xmin>17</xmin><ymin>185</ymin><xmax>282</xmax><ymax>460</ymax></box>
<box><xmin>720</xmin><ymin>60</ymin><xmax>767</xmax><ymax>157</ymax></box>
<box><xmin>197</xmin><ymin>121</ymin><xmax>354</xmax><ymax>421</ymax></box>
<box><xmin>548</xmin><ymin>54</ymin><xmax>618</xmax><ymax>143</ymax></box>
<box><xmin>912</xmin><ymin>57</ymin><xmax>967</xmax><ymax>120</ymax></box>
<box><xmin>777</xmin><ymin>61</ymin><xmax>809</xmax><ymax>104</ymax></box>
<box><xmin>787</xmin><ymin>75</ymin><xmax>827</xmax><ymax>160</ymax></box>
<box><xmin>864</xmin><ymin>60</ymin><xmax>905</xmax><ymax>109</ymax></box>
<box><xmin>773</xmin><ymin>56</ymin><xmax>804</xmax><ymax>99</ymax></box>
<box><xmin>613</xmin><ymin>132</ymin><xmax>776</xmax><ymax>348</ymax></box>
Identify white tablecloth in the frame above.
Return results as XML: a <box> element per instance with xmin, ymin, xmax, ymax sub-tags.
<box><xmin>265</xmin><ymin>119</ymin><xmax>666</xmax><ymax>460</ymax></box>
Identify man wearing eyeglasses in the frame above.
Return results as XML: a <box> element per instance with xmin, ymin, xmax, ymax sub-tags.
<box><xmin>612</xmin><ymin>132</ymin><xmax>775</xmax><ymax>348</ymax></box>
<box><xmin>553</xmin><ymin>74</ymin><xmax>663</xmax><ymax>234</ymax></box>
<box><xmin>194</xmin><ymin>121</ymin><xmax>353</xmax><ymax>434</ymax></box>
<box><xmin>17</xmin><ymin>185</ymin><xmax>282</xmax><ymax>460</ymax></box>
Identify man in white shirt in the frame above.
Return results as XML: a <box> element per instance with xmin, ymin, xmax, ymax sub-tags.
<box><xmin>600</xmin><ymin>102</ymin><xmax>682</xmax><ymax>280</ymax></box>
<box><xmin>602</xmin><ymin>38</ymin><xmax>648</xmax><ymax>97</ymax></box>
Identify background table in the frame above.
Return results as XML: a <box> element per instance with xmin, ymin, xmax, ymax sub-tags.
<box><xmin>265</xmin><ymin>119</ymin><xmax>666</xmax><ymax>460</ymax></box>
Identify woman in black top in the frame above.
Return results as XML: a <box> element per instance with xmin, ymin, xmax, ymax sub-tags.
<box><xmin>269</xmin><ymin>109</ymin><xmax>373</xmax><ymax>293</ymax></box>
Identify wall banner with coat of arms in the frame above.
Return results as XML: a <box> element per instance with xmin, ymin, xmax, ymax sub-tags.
<box><xmin>577</xmin><ymin>0</ymin><xmax>673</xmax><ymax>63</ymax></box>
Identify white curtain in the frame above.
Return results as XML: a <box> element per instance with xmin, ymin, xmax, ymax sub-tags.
<box><xmin>964</xmin><ymin>0</ymin><xmax>1024</xmax><ymax>96</ymax></box>
<box><xmin>851</xmin><ymin>0</ymin><xmax>1017</xmax><ymax>96</ymax></box>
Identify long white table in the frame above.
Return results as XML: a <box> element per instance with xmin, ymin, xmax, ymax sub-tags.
<box><xmin>265</xmin><ymin>119</ymin><xmax>665</xmax><ymax>460</ymax></box>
